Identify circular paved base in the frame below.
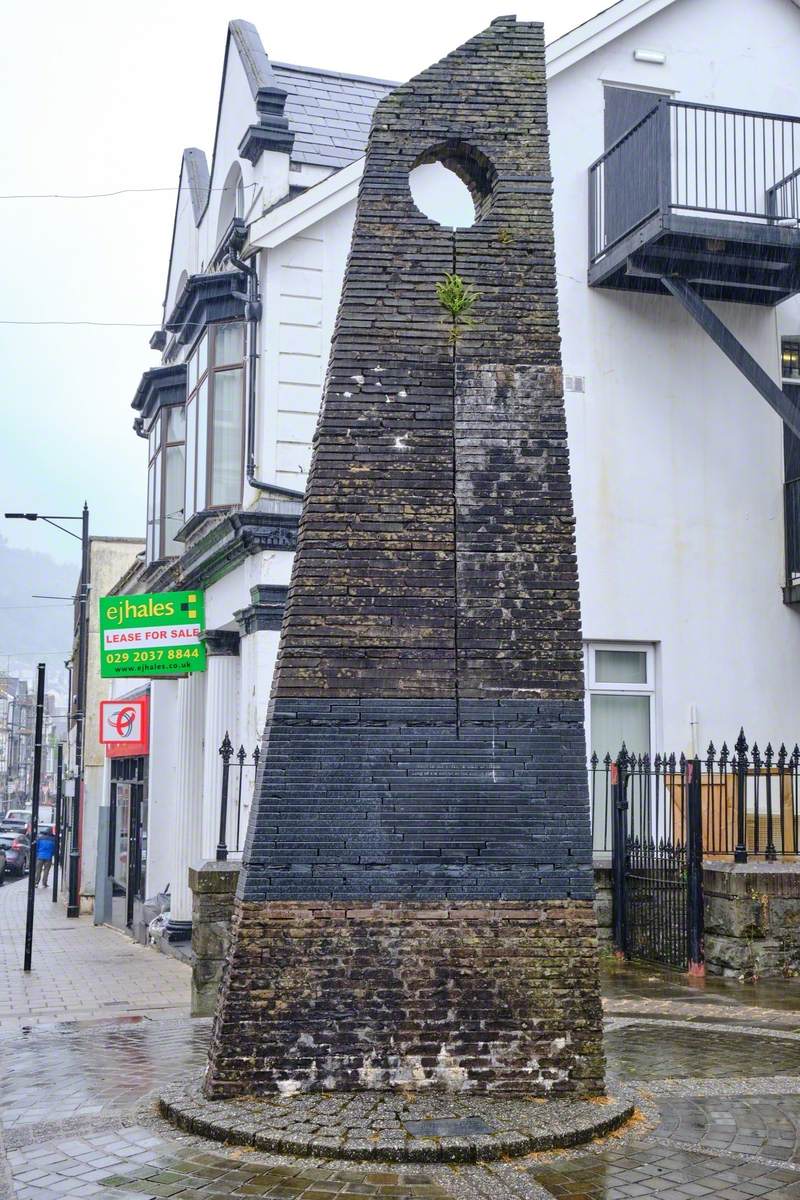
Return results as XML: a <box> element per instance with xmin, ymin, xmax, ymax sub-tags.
<box><xmin>159</xmin><ymin>1079</ymin><xmax>634</xmax><ymax>1163</ymax></box>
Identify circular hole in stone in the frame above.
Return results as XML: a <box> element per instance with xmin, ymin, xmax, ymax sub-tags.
<box><xmin>409</xmin><ymin>162</ymin><xmax>477</xmax><ymax>228</ymax></box>
<box><xmin>408</xmin><ymin>140</ymin><xmax>496</xmax><ymax>229</ymax></box>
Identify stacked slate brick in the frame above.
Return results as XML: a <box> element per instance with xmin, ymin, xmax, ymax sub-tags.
<box><xmin>206</xmin><ymin>16</ymin><xmax>605</xmax><ymax>1101</ymax></box>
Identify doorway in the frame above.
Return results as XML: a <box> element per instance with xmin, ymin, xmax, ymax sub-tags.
<box><xmin>108</xmin><ymin>755</ymin><xmax>148</xmax><ymax>931</ymax></box>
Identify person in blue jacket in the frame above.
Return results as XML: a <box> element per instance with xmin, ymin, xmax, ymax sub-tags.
<box><xmin>35</xmin><ymin>826</ymin><xmax>56</xmax><ymax>887</ymax></box>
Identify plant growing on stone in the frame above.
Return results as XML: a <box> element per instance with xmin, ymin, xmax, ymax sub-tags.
<box><xmin>436</xmin><ymin>272</ymin><xmax>480</xmax><ymax>342</ymax></box>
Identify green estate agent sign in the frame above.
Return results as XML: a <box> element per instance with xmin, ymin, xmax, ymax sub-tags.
<box><xmin>99</xmin><ymin>590</ymin><xmax>206</xmax><ymax>678</ymax></box>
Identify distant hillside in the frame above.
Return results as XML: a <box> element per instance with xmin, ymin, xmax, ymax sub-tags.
<box><xmin>0</xmin><ymin>537</ymin><xmax>77</xmax><ymax>697</ymax></box>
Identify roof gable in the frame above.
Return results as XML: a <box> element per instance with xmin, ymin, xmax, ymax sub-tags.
<box><xmin>547</xmin><ymin>0</ymin><xmax>800</xmax><ymax>77</ymax></box>
<box><xmin>546</xmin><ymin>0</ymin><xmax>680</xmax><ymax>76</ymax></box>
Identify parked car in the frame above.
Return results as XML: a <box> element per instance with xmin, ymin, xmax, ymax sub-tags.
<box><xmin>1</xmin><ymin>808</ymin><xmax>32</xmax><ymax>834</ymax></box>
<box><xmin>0</xmin><ymin>840</ymin><xmax>5</xmax><ymax>882</ymax></box>
<box><xmin>0</xmin><ymin>829</ymin><xmax>29</xmax><ymax>876</ymax></box>
<box><xmin>0</xmin><ymin>806</ymin><xmax>55</xmax><ymax>836</ymax></box>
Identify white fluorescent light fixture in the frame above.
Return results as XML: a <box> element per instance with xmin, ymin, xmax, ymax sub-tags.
<box><xmin>634</xmin><ymin>48</ymin><xmax>667</xmax><ymax>64</ymax></box>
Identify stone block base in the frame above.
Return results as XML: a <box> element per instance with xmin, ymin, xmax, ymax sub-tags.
<box><xmin>704</xmin><ymin>862</ymin><xmax>800</xmax><ymax>979</ymax></box>
<box><xmin>205</xmin><ymin>899</ymin><xmax>605</xmax><ymax>1100</ymax></box>
<box><xmin>189</xmin><ymin>860</ymin><xmax>242</xmax><ymax>1017</ymax></box>
<box><xmin>593</xmin><ymin>864</ymin><xmax>613</xmax><ymax>946</ymax></box>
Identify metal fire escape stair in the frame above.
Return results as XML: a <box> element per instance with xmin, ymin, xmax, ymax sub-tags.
<box><xmin>656</xmin><ymin>273</ymin><xmax>800</xmax><ymax>441</ymax></box>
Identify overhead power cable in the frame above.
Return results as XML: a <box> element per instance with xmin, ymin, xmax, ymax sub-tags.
<box><xmin>0</xmin><ymin>320</ymin><xmax>157</xmax><ymax>328</ymax></box>
<box><xmin>0</xmin><ymin>604</ymin><xmax>72</xmax><ymax>611</ymax></box>
<box><xmin>0</xmin><ymin>649</ymin><xmax>72</xmax><ymax>656</ymax></box>
<box><xmin>0</xmin><ymin>182</ymin><xmax>258</xmax><ymax>200</ymax></box>
<box><xmin>0</xmin><ymin>320</ymin><xmax>214</xmax><ymax>329</ymax></box>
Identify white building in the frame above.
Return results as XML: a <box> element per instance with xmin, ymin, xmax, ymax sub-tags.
<box><xmin>106</xmin><ymin>0</ymin><xmax>800</xmax><ymax>940</ymax></box>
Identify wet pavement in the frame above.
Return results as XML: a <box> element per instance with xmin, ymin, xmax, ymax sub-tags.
<box><xmin>603</xmin><ymin>1020</ymin><xmax>800</xmax><ymax>1079</ymax></box>
<box><xmin>0</xmin><ymin>876</ymin><xmax>190</xmax><ymax>1032</ymax></box>
<box><xmin>7</xmin><ymin>877</ymin><xmax>800</xmax><ymax>1196</ymax></box>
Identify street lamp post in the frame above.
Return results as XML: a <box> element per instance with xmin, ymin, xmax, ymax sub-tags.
<box><xmin>4</xmin><ymin>505</ymin><xmax>90</xmax><ymax>918</ymax></box>
<box><xmin>53</xmin><ymin>741</ymin><xmax>64</xmax><ymax>903</ymax></box>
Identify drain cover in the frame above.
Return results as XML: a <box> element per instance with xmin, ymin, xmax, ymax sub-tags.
<box><xmin>404</xmin><ymin>1116</ymin><xmax>494</xmax><ymax>1137</ymax></box>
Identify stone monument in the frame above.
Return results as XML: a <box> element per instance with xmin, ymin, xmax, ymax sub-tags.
<box><xmin>205</xmin><ymin>15</ymin><xmax>605</xmax><ymax>1101</ymax></box>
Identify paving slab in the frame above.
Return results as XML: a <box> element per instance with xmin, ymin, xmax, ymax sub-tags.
<box><xmin>0</xmin><ymin>878</ymin><xmax>190</xmax><ymax>1031</ymax></box>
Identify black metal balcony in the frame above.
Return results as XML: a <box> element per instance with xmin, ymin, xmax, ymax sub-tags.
<box><xmin>589</xmin><ymin>99</ymin><xmax>800</xmax><ymax>306</ymax></box>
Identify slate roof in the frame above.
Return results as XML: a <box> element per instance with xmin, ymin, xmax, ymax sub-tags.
<box><xmin>271</xmin><ymin>63</ymin><xmax>397</xmax><ymax>169</ymax></box>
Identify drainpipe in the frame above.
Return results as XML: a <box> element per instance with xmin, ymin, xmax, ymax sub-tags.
<box><xmin>227</xmin><ymin>248</ymin><xmax>304</xmax><ymax>500</ymax></box>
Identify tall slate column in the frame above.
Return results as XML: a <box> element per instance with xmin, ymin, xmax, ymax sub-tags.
<box><xmin>206</xmin><ymin>16</ymin><xmax>605</xmax><ymax>1100</ymax></box>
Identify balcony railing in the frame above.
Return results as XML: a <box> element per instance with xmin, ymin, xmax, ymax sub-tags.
<box><xmin>590</xmin><ymin>99</ymin><xmax>800</xmax><ymax>262</ymax></box>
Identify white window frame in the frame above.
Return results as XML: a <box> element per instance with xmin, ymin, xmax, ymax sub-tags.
<box><xmin>584</xmin><ymin>641</ymin><xmax>656</xmax><ymax>761</ymax></box>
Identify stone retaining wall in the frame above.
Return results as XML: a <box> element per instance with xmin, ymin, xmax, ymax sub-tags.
<box><xmin>704</xmin><ymin>862</ymin><xmax>800</xmax><ymax>979</ymax></box>
<box><xmin>593</xmin><ymin>864</ymin><xmax>613</xmax><ymax>947</ymax></box>
<box><xmin>189</xmin><ymin>860</ymin><xmax>241</xmax><ymax>1017</ymax></box>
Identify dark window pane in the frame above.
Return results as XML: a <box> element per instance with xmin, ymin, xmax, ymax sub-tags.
<box><xmin>782</xmin><ymin>338</ymin><xmax>800</xmax><ymax>380</ymax></box>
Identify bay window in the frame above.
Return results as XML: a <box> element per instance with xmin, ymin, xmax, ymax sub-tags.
<box><xmin>146</xmin><ymin>404</ymin><xmax>186</xmax><ymax>560</ymax></box>
<box><xmin>184</xmin><ymin>323</ymin><xmax>245</xmax><ymax>520</ymax></box>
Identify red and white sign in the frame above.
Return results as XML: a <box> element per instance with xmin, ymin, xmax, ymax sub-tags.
<box><xmin>100</xmin><ymin>697</ymin><xmax>149</xmax><ymax>757</ymax></box>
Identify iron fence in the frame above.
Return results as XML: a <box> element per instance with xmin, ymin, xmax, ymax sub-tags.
<box><xmin>589</xmin><ymin>98</ymin><xmax>800</xmax><ymax>260</ymax></box>
<box><xmin>216</xmin><ymin>734</ymin><xmax>260</xmax><ymax>862</ymax></box>
<box><xmin>591</xmin><ymin>733</ymin><xmax>800</xmax><ymax>862</ymax></box>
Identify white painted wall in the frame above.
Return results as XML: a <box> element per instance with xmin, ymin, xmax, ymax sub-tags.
<box><xmin>257</xmin><ymin>202</ymin><xmax>355</xmax><ymax>492</ymax></box>
<box><xmin>548</xmin><ymin>0</ymin><xmax>800</xmax><ymax>753</ymax></box>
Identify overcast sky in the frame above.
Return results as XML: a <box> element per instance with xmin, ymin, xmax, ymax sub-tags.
<box><xmin>0</xmin><ymin>0</ymin><xmax>603</xmax><ymax>566</ymax></box>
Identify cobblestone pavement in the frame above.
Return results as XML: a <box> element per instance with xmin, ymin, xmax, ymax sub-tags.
<box><xmin>7</xmin><ymin>875</ymin><xmax>800</xmax><ymax>1197</ymax></box>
